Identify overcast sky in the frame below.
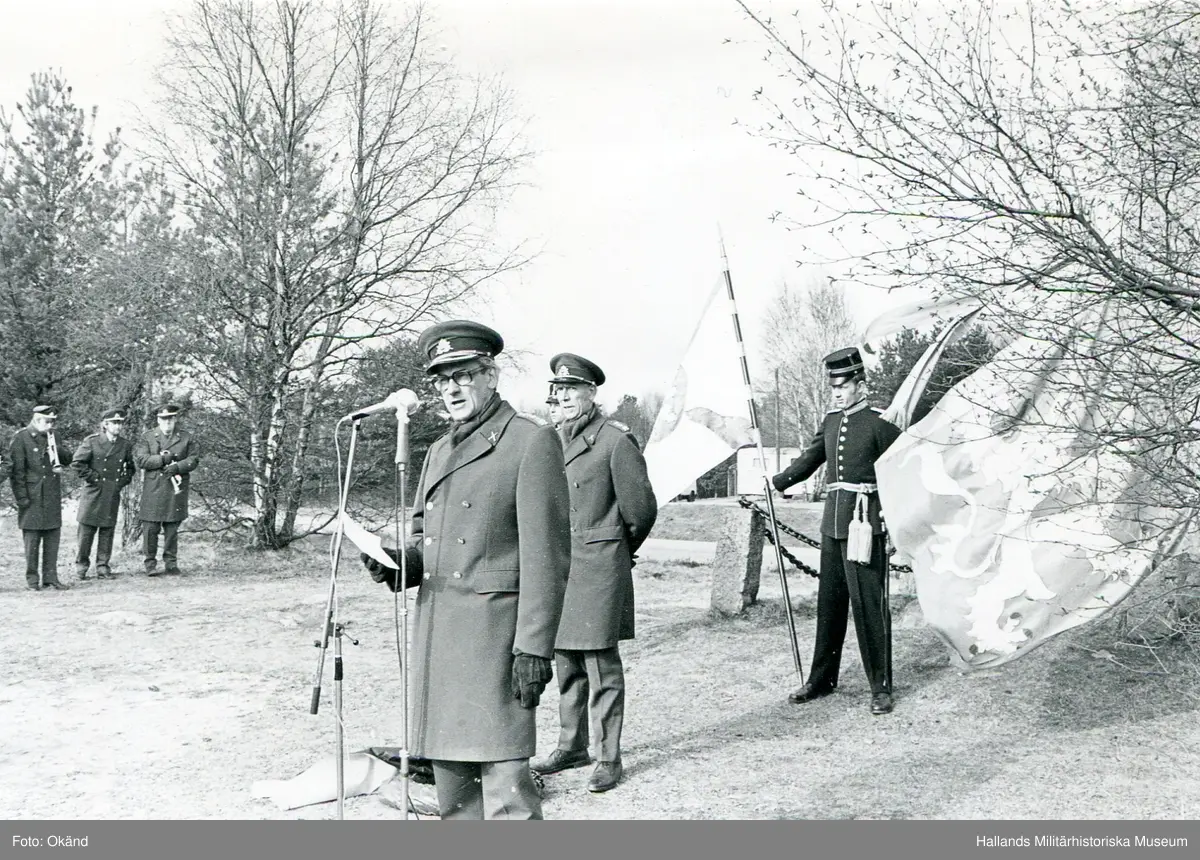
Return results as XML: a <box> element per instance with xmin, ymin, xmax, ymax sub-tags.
<box><xmin>0</xmin><ymin>0</ymin><xmax>914</xmax><ymax>412</ymax></box>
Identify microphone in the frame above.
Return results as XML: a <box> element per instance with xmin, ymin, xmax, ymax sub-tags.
<box><xmin>343</xmin><ymin>389</ymin><xmax>422</xmax><ymax>422</ymax></box>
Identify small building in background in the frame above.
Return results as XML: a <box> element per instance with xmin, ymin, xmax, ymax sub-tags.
<box><xmin>734</xmin><ymin>446</ymin><xmax>818</xmax><ymax>499</ymax></box>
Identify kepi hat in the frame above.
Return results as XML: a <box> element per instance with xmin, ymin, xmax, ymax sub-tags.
<box><xmin>823</xmin><ymin>347</ymin><xmax>865</xmax><ymax>380</ymax></box>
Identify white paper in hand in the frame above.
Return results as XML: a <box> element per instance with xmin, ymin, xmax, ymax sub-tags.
<box><xmin>339</xmin><ymin>512</ymin><xmax>398</xmax><ymax>569</ymax></box>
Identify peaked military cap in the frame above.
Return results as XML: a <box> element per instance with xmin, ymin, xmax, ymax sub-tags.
<box><xmin>548</xmin><ymin>353</ymin><xmax>605</xmax><ymax>386</ymax></box>
<box><xmin>824</xmin><ymin>346</ymin><xmax>865</xmax><ymax>380</ymax></box>
<box><xmin>418</xmin><ymin>320</ymin><xmax>504</xmax><ymax>371</ymax></box>
<box><xmin>156</xmin><ymin>403</ymin><xmax>182</xmax><ymax>419</ymax></box>
<box><xmin>32</xmin><ymin>404</ymin><xmax>57</xmax><ymax>418</ymax></box>
<box><xmin>101</xmin><ymin>409</ymin><xmax>127</xmax><ymax>423</ymax></box>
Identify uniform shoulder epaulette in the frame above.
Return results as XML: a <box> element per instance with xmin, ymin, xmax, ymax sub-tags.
<box><xmin>870</xmin><ymin>407</ymin><xmax>885</xmax><ymax>414</ymax></box>
<box><xmin>517</xmin><ymin>412</ymin><xmax>548</xmax><ymax>427</ymax></box>
<box><xmin>606</xmin><ymin>419</ymin><xmax>631</xmax><ymax>433</ymax></box>
<box><xmin>826</xmin><ymin>408</ymin><xmax>840</xmax><ymax>414</ymax></box>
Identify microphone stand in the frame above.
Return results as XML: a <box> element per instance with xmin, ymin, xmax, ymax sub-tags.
<box><xmin>310</xmin><ymin>416</ymin><xmax>362</xmax><ymax>821</ymax></box>
<box><xmin>394</xmin><ymin>409</ymin><xmax>413</xmax><ymax>821</ymax></box>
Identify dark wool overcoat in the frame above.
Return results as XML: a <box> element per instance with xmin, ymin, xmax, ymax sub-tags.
<box><xmin>405</xmin><ymin>400</ymin><xmax>571</xmax><ymax>762</ymax></box>
<box><xmin>9</xmin><ymin>428</ymin><xmax>70</xmax><ymax>531</ymax></box>
<box><xmin>555</xmin><ymin>412</ymin><xmax>658</xmax><ymax>650</ymax></box>
<box><xmin>72</xmin><ymin>433</ymin><xmax>136</xmax><ymax>528</ymax></box>
<box><xmin>133</xmin><ymin>428</ymin><xmax>201</xmax><ymax>522</ymax></box>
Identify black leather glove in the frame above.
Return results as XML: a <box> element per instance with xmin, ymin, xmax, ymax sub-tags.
<box><xmin>163</xmin><ymin>463</ymin><xmax>179</xmax><ymax>476</ymax></box>
<box><xmin>771</xmin><ymin>473</ymin><xmax>788</xmax><ymax>492</ymax></box>
<box><xmin>511</xmin><ymin>652</ymin><xmax>553</xmax><ymax>709</ymax></box>
<box><xmin>361</xmin><ymin>546</ymin><xmax>423</xmax><ymax>591</ymax></box>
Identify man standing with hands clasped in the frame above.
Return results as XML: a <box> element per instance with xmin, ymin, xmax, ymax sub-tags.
<box><xmin>72</xmin><ymin>409</ymin><xmax>136</xmax><ymax>580</ymax></box>
<box><xmin>9</xmin><ymin>405</ymin><xmax>72</xmax><ymax>591</ymax></box>
<box><xmin>360</xmin><ymin>320</ymin><xmax>571</xmax><ymax>820</ymax></box>
<box><xmin>134</xmin><ymin>404</ymin><xmax>201</xmax><ymax>576</ymax></box>
<box><xmin>772</xmin><ymin>347</ymin><xmax>902</xmax><ymax>716</ymax></box>
<box><xmin>532</xmin><ymin>353</ymin><xmax>657</xmax><ymax>794</ymax></box>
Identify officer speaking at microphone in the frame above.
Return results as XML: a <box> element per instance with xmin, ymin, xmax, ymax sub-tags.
<box><xmin>361</xmin><ymin>320</ymin><xmax>571</xmax><ymax>820</ymax></box>
<box><xmin>531</xmin><ymin>353</ymin><xmax>657</xmax><ymax>793</ymax></box>
<box><xmin>772</xmin><ymin>347</ymin><xmax>902</xmax><ymax>716</ymax></box>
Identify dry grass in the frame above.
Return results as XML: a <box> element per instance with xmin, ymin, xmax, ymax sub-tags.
<box><xmin>1</xmin><ymin>502</ymin><xmax>1198</xmax><ymax>820</ymax></box>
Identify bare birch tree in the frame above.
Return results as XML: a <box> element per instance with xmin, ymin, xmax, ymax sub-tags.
<box><xmin>149</xmin><ymin>0</ymin><xmax>530</xmax><ymax>547</ymax></box>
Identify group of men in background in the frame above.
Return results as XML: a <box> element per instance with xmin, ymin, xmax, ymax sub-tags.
<box><xmin>5</xmin><ymin>403</ymin><xmax>201</xmax><ymax>590</ymax></box>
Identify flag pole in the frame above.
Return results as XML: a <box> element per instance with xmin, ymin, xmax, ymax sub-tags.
<box><xmin>718</xmin><ymin>230</ymin><xmax>805</xmax><ymax>682</ymax></box>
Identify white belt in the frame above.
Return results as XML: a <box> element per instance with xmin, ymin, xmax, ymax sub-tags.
<box><xmin>827</xmin><ymin>482</ymin><xmax>877</xmax><ymax>493</ymax></box>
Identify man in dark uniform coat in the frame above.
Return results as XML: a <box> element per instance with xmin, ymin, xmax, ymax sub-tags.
<box><xmin>531</xmin><ymin>354</ymin><xmax>658</xmax><ymax>793</ymax></box>
<box><xmin>9</xmin><ymin>405</ymin><xmax>72</xmax><ymax>591</ymax></box>
<box><xmin>772</xmin><ymin>347</ymin><xmax>902</xmax><ymax>715</ymax></box>
<box><xmin>133</xmin><ymin>404</ymin><xmax>201</xmax><ymax>576</ymax></box>
<box><xmin>361</xmin><ymin>320</ymin><xmax>571</xmax><ymax>820</ymax></box>
<box><xmin>71</xmin><ymin>409</ymin><xmax>136</xmax><ymax>580</ymax></box>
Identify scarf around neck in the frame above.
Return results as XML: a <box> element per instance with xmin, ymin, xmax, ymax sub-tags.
<box><xmin>559</xmin><ymin>404</ymin><xmax>598</xmax><ymax>447</ymax></box>
<box><xmin>450</xmin><ymin>392</ymin><xmax>503</xmax><ymax>448</ymax></box>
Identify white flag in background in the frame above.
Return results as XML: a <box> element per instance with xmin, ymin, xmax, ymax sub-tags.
<box><xmin>642</xmin><ymin>278</ymin><xmax>757</xmax><ymax>505</ymax></box>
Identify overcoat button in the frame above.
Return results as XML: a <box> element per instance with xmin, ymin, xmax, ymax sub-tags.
<box><xmin>426</xmin><ymin>502</ymin><xmax>434</xmax><ymax>510</ymax></box>
<box><xmin>452</xmin><ymin>572</ymin><xmax>461</xmax><ymax>579</ymax></box>
<box><xmin>424</xmin><ymin>538</ymin><xmax>432</xmax><ymax>546</ymax></box>
<box><xmin>462</xmin><ymin>501</ymin><xmax>471</xmax><ymax>507</ymax></box>
<box><xmin>457</xmin><ymin>538</ymin><xmax>466</xmax><ymax>544</ymax></box>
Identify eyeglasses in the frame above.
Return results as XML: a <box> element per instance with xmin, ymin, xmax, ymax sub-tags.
<box><xmin>428</xmin><ymin>367</ymin><xmax>486</xmax><ymax>392</ymax></box>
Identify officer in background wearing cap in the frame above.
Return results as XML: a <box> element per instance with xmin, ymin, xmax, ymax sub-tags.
<box><xmin>531</xmin><ymin>354</ymin><xmax>657</xmax><ymax>793</ymax></box>
<box><xmin>134</xmin><ymin>403</ymin><xmax>201</xmax><ymax>576</ymax></box>
<box><xmin>771</xmin><ymin>347</ymin><xmax>902</xmax><ymax>715</ymax></box>
<box><xmin>8</xmin><ymin>405</ymin><xmax>72</xmax><ymax>590</ymax></box>
<box><xmin>360</xmin><ymin>319</ymin><xmax>570</xmax><ymax>820</ymax></box>
<box><xmin>545</xmin><ymin>386</ymin><xmax>564</xmax><ymax>428</ymax></box>
<box><xmin>71</xmin><ymin>409</ymin><xmax>136</xmax><ymax>580</ymax></box>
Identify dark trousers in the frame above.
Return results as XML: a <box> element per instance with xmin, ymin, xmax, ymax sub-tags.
<box><xmin>808</xmin><ymin>535</ymin><xmax>892</xmax><ymax>695</ymax></box>
<box><xmin>431</xmin><ymin>759</ymin><xmax>542</xmax><ymax>820</ymax></box>
<box><xmin>142</xmin><ymin>521</ymin><xmax>180</xmax><ymax>570</ymax></box>
<box><xmin>76</xmin><ymin>524</ymin><xmax>116</xmax><ymax>571</ymax></box>
<box><xmin>23</xmin><ymin>529</ymin><xmax>61</xmax><ymax>586</ymax></box>
<box><xmin>555</xmin><ymin>647</ymin><xmax>625</xmax><ymax>763</ymax></box>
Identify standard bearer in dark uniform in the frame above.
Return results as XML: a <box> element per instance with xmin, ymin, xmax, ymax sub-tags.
<box><xmin>772</xmin><ymin>347</ymin><xmax>902</xmax><ymax>715</ymax></box>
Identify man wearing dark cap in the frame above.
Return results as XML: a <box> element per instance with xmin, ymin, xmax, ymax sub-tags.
<box><xmin>772</xmin><ymin>347</ymin><xmax>902</xmax><ymax>715</ymax></box>
<box><xmin>133</xmin><ymin>404</ymin><xmax>201</xmax><ymax>576</ymax></box>
<box><xmin>531</xmin><ymin>353</ymin><xmax>658</xmax><ymax>793</ymax></box>
<box><xmin>360</xmin><ymin>319</ymin><xmax>571</xmax><ymax>820</ymax></box>
<box><xmin>9</xmin><ymin>405</ymin><xmax>72</xmax><ymax>590</ymax></box>
<box><xmin>545</xmin><ymin>387</ymin><xmax>564</xmax><ymax>427</ymax></box>
<box><xmin>72</xmin><ymin>409</ymin><xmax>137</xmax><ymax>580</ymax></box>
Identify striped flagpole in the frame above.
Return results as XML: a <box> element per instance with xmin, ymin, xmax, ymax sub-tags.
<box><xmin>719</xmin><ymin>231</ymin><xmax>804</xmax><ymax>681</ymax></box>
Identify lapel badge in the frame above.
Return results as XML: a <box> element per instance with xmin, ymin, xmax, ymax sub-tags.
<box><xmin>434</xmin><ymin>339</ymin><xmax>453</xmax><ymax>356</ymax></box>
<box><xmin>587</xmin><ymin>435</ymin><xmax>596</xmax><ymax>444</ymax></box>
<box><xmin>488</xmin><ymin>431</ymin><xmax>498</xmax><ymax>444</ymax></box>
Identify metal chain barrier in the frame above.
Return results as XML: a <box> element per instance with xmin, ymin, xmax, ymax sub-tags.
<box><xmin>736</xmin><ymin>497</ymin><xmax>914</xmax><ymax>576</ymax></box>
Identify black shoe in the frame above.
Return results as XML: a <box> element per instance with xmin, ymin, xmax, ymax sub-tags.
<box><xmin>27</xmin><ymin>583</ymin><xmax>42</xmax><ymax>591</ymax></box>
<box><xmin>587</xmin><ymin>759</ymin><xmax>623</xmax><ymax>793</ymax></box>
<box><xmin>147</xmin><ymin>568</ymin><xmax>162</xmax><ymax>577</ymax></box>
<box><xmin>165</xmin><ymin>566</ymin><xmax>183</xmax><ymax>576</ymax></box>
<box><xmin>77</xmin><ymin>567</ymin><xmax>90</xmax><ymax>581</ymax></box>
<box><xmin>871</xmin><ymin>693</ymin><xmax>894</xmax><ymax>715</ymax></box>
<box><xmin>531</xmin><ymin>748</ymin><xmax>592</xmax><ymax>775</ymax></box>
<box><xmin>96</xmin><ymin>568</ymin><xmax>113</xmax><ymax>579</ymax></box>
<box><xmin>46</xmin><ymin>581</ymin><xmax>71</xmax><ymax>591</ymax></box>
<box><xmin>788</xmin><ymin>683</ymin><xmax>835</xmax><ymax>704</ymax></box>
